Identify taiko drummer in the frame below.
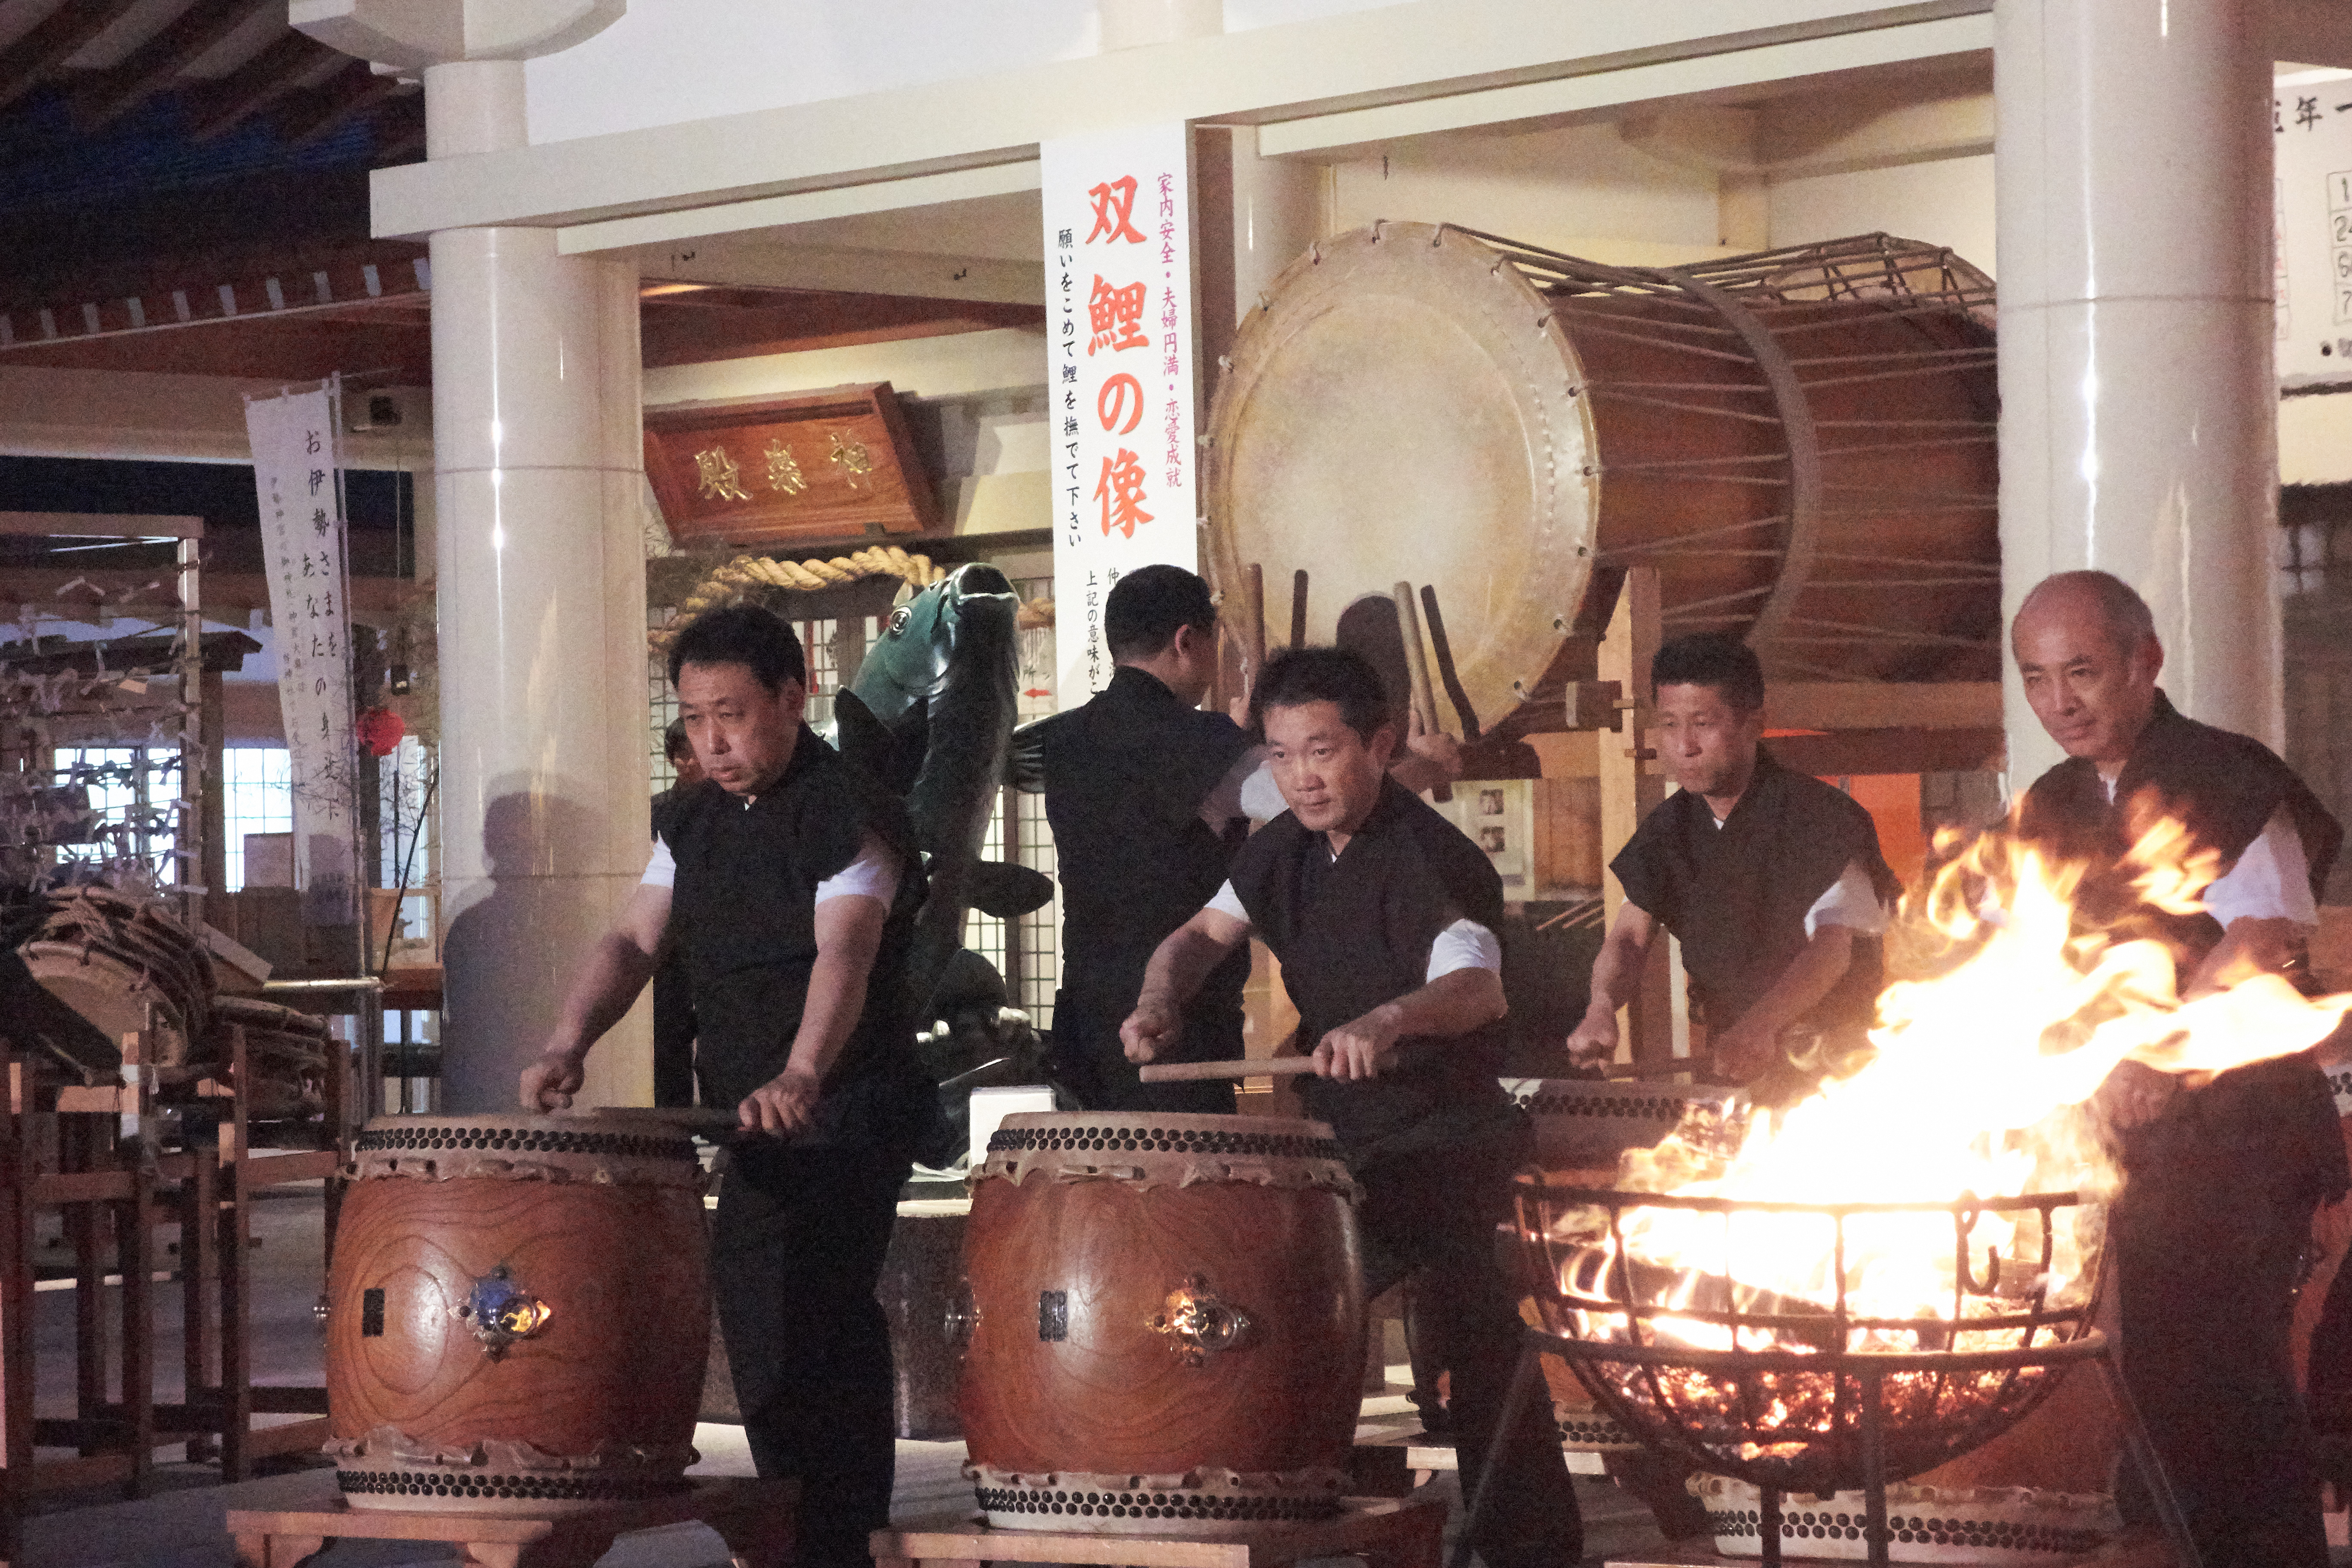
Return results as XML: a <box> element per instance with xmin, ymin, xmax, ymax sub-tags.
<box><xmin>522</xmin><ymin>604</ymin><xmax>935</xmax><ymax>1568</ymax></box>
<box><xmin>1121</xmin><ymin>646</ymin><xmax>1584</xmax><ymax>1568</ymax></box>
<box><xmin>1567</xmin><ymin>633</ymin><xmax>1897</xmax><ymax>1089</ymax></box>
<box><xmin>1017</xmin><ymin>565</ymin><xmax>1460</xmax><ymax>1116</ymax></box>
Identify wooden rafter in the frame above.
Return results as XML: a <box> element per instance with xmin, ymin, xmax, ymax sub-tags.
<box><xmin>0</xmin><ymin>0</ymin><xmax>145</xmax><ymax>112</ymax></box>
<box><xmin>73</xmin><ymin>0</ymin><xmax>280</xmax><ymax>130</ymax></box>
<box><xmin>184</xmin><ymin>31</ymin><xmax>340</xmax><ymax>142</ymax></box>
<box><xmin>281</xmin><ymin>59</ymin><xmax>409</xmax><ymax>147</ymax></box>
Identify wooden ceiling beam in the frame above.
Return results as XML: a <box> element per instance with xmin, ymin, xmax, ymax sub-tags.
<box><xmin>185</xmin><ymin>32</ymin><xmax>340</xmax><ymax>142</ymax></box>
<box><xmin>74</xmin><ymin>0</ymin><xmax>279</xmax><ymax>130</ymax></box>
<box><xmin>0</xmin><ymin>0</ymin><xmax>146</xmax><ymax>112</ymax></box>
<box><xmin>280</xmin><ymin>58</ymin><xmax>408</xmax><ymax>146</ymax></box>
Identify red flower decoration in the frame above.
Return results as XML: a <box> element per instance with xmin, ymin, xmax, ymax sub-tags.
<box><xmin>356</xmin><ymin>707</ymin><xmax>406</xmax><ymax>758</ymax></box>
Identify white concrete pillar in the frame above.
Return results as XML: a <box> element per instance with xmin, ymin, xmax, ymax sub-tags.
<box><xmin>1994</xmin><ymin>0</ymin><xmax>2280</xmax><ymax>789</ymax></box>
<box><xmin>419</xmin><ymin>66</ymin><xmax>652</xmax><ymax>1112</ymax></box>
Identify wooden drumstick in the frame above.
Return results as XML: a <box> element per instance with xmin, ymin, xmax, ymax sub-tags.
<box><xmin>1289</xmin><ymin>569</ymin><xmax>1309</xmax><ymax>651</ymax></box>
<box><xmin>1139</xmin><ymin>1057</ymin><xmax>1320</xmax><ymax>1083</ymax></box>
<box><xmin>1392</xmin><ymin>581</ymin><xmax>1453</xmax><ymax>803</ymax></box>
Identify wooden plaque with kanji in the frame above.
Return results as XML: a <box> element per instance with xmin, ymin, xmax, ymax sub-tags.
<box><xmin>644</xmin><ymin>382</ymin><xmax>938</xmax><ymax>548</ymax></box>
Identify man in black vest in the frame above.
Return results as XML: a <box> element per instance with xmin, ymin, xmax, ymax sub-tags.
<box><xmin>2010</xmin><ymin>570</ymin><xmax>2346</xmax><ymax>1568</ymax></box>
<box><xmin>1120</xmin><ymin>646</ymin><xmax>1583</xmax><ymax>1568</ymax></box>
<box><xmin>522</xmin><ymin>605</ymin><xmax>931</xmax><ymax>1568</ymax></box>
<box><xmin>1019</xmin><ymin>564</ymin><xmax>1460</xmax><ymax>1113</ymax></box>
<box><xmin>1569</xmin><ymin>633</ymin><xmax>1896</xmax><ymax>1085</ymax></box>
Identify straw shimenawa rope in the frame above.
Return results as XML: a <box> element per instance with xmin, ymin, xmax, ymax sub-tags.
<box><xmin>653</xmin><ymin>546</ymin><xmax>945</xmax><ymax>650</ymax></box>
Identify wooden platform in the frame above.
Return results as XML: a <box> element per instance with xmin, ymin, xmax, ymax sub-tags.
<box><xmin>225</xmin><ymin>1473</ymin><xmax>796</xmax><ymax>1568</ymax></box>
<box><xmin>871</xmin><ymin>1494</ymin><xmax>1445</xmax><ymax>1568</ymax></box>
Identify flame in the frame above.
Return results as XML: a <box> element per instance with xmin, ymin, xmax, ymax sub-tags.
<box><xmin>1564</xmin><ymin>809</ymin><xmax>2352</xmax><ymax>1359</ymax></box>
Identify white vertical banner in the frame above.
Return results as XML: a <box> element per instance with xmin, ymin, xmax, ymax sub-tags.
<box><xmin>245</xmin><ymin>386</ymin><xmax>360</xmax><ymax>927</ymax></box>
<box><xmin>1043</xmin><ymin>123</ymin><xmax>1199</xmax><ymax>707</ymax></box>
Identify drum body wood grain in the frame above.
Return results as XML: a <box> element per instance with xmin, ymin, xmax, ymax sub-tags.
<box><xmin>960</xmin><ymin>1112</ymin><xmax>1364</xmax><ymax>1534</ymax></box>
<box><xmin>326</xmin><ymin>1115</ymin><xmax>710</xmax><ymax>1514</ymax></box>
<box><xmin>1206</xmin><ymin>226</ymin><xmax>1999</xmax><ymax>728</ymax></box>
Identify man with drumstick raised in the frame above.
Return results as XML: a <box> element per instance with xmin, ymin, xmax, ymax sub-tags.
<box><xmin>1567</xmin><ymin>632</ymin><xmax>1897</xmax><ymax>1087</ymax></box>
<box><xmin>521</xmin><ymin>604</ymin><xmax>933</xmax><ymax>1568</ymax></box>
<box><xmin>1121</xmin><ymin>646</ymin><xmax>1583</xmax><ymax>1568</ymax></box>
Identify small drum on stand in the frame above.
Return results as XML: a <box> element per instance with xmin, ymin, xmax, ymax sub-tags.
<box><xmin>960</xmin><ymin>1112</ymin><xmax>1364</xmax><ymax>1534</ymax></box>
<box><xmin>325</xmin><ymin>1115</ymin><xmax>710</xmax><ymax>1514</ymax></box>
<box><xmin>208</xmin><ymin>996</ymin><xmax>334</xmax><ymax>1123</ymax></box>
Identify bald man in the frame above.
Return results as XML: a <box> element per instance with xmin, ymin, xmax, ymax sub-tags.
<box><xmin>2011</xmin><ymin>570</ymin><xmax>2345</xmax><ymax>1568</ymax></box>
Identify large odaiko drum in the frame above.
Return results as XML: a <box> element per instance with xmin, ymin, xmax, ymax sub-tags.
<box><xmin>1206</xmin><ymin>226</ymin><xmax>1999</xmax><ymax>726</ymax></box>
<box><xmin>960</xmin><ymin>1112</ymin><xmax>1364</xmax><ymax>1534</ymax></box>
<box><xmin>325</xmin><ymin>1115</ymin><xmax>710</xmax><ymax>1514</ymax></box>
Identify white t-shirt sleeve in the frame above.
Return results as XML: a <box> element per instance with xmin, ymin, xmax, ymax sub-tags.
<box><xmin>1199</xmin><ymin>745</ymin><xmax>1272</xmax><ymax>830</ymax></box>
<box><xmin>1204</xmin><ymin>879</ymin><xmax>1251</xmax><ymax>926</ymax></box>
<box><xmin>1238</xmin><ymin>759</ymin><xmax>1287</xmax><ymax>822</ymax></box>
<box><xmin>2203</xmin><ymin>806</ymin><xmax>2319</xmax><ymax>928</ymax></box>
<box><xmin>815</xmin><ymin>833</ymin><xmax>903</xmax><ymax>908</ymax></box>
<box><xmin>1804</xmin><ymin>859</ymin><xmax>1890</xmax><ymax>939</ymax></box>
<box><xmin>1426</xmin><ymin>918</ymin><xmax>1502</xmax><ymax>980</ymax></box>
<box><xmin>642</xmin><ymin>837</ymin><xmax>676</xmax><ymax>889</ymax></box>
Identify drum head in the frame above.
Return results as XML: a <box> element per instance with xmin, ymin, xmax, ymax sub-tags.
<box><xmin>1206</xmin><ymin>223</ymin><xmax>1596</xmax><ymax>730</ymax></box>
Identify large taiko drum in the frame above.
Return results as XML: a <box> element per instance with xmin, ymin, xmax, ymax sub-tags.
<box><xmin>960</xmin><ymin>1112</ymin><xmax>1364</xmax><ymax>1534</ymax></box>
<box><xmin>325</xmin><ymin>1115</ymin><xmax>710</xmax><ymax>1514</ymax></box>
<box><xmin>1205</xmin><ymin>225</ymin><xmax>1999</xmax><ymax>725</ymax></box>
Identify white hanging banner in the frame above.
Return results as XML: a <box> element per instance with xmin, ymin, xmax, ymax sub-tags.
<box><xmin>1042</xmin><ymin>123</ymin><xmax>1199</xmax><ymax>707</ymax></box>
<box><xmin>244</xmin><ymin>386</ymin><xmax>359</xmax><ymax>927</ymax></box>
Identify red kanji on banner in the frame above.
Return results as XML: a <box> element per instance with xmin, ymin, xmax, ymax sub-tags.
<box><xmin>1085</xmin><ymin>175</ymin><xmax>1146</xmax><ymax>244</ymax></box>
<box><xmin>1087</xmin><ymin>276</ymin><xmax>1148</xmax><ymax>355</ymax></box>
<box><xmin>1094</xmin><ymin>449</ymin><xmax>1152</xmax><ymax>538</ymax></box>
<box><xmin>1097</xmin><ymin>373</ymin><xmax>1144</xmax><ymax>434</ymax></box>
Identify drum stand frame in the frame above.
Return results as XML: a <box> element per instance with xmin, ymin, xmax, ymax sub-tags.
<box><xmin>1455</xmin><ymin>1325</ymin><xmax>2199</xmax><ymax>1568</ymax></box>
<box><xmin>0</xmin><ymin>1026</ymin><xmax>349</xmax><ymax>1568</ymax></box>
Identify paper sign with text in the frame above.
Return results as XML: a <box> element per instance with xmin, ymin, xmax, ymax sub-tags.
<box><xmin>245</xmin><ymin>387</ymin><xmax>359</xmax><ymax>927</ymax></box>
<box><xmin>1042</xmin><ymin>124</ymin><xmax>1199</xmax><ymax>707</ymax></box>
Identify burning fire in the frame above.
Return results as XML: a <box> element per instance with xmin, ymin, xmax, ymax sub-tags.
<box><xmin>1557</xmin><ymin>811</ymin><xmax>2352</xmax><ymax>1361</ymax></box>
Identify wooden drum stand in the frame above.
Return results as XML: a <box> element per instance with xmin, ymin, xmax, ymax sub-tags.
<box><xmin>227</xmin><ymin>1474</ymin><xmax>798</xmax><ymax>1568</ymax></box>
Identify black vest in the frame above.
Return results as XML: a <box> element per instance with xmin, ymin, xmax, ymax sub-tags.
<box><xmin>2017</xmin><ymin>690</ymin><xmax>2342</xmax><ymax>962</ymax></box>
<box><xmin>660</xmin><ymin>729</ymin><xmax>926</xmax><ymax>1135</ymax></box>
<box><xmin>1031</xmin><ymin>667</ymin><xmax>1254</xmax><ymax>1028</ymax></box>
<box><xmin>1608</xmin><ymin>750</ymin><xmax>1896</xmax><ymax>1036</ymax></box>
<box><xmin>1226</xmin><ymin>778</ymin><xmax>1514</xmax><ymax>1164</ymax></box>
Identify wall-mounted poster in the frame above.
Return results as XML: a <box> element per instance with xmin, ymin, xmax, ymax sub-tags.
<box><xmin>1437</xmin><ymin>778</ymin><xmax>1533</xmax><ymax>894</ymax></box>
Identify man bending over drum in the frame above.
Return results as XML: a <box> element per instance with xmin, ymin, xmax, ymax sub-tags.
<box><xmin>1568</xmin><ymin>632</ymin><xmax>1897</xmax><ymax>1087</ymax></box>
<box><xmin>1121</xmin><ymin>646</ymin><xmax>1584</xmax><ymax>1568</ymax></box>
<box><xmin>522</xmin><ymin>604</ymin><xmax>933</xmax><ymax>1568</ymax></box>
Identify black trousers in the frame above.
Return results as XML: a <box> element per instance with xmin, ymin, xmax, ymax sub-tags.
<box><xmin>1358</xmin><ymin>1136</ymin><xmax>1583</xmax><ymax>1568</ymax></box>
<box><xmin>1050</xmin><ymin>985</ymin><xmax>1237</xmax><ymax>1115</ymax></box>
<box><xmin>713</xmin><ymin>1140</ymin><xmax>913</xmax><ymax>1568</ymax></box>
<box><xmin>2112</xmin><ymin>1056</ymin><xmax>2347</xmax><ymax>1568</ymax></box>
